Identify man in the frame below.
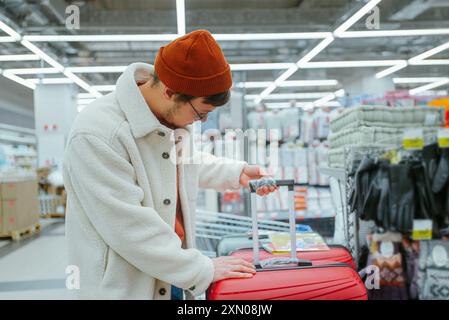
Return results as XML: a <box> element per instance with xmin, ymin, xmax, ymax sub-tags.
<box><xmin>63</xmin><ymin>30</ymin><xmax>277</xmax><ymax>300</ymax></box>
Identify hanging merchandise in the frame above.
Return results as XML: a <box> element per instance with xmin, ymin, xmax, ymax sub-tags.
<box><xmin>313</xmin><ymin>107</ymin><xmax>331</xmax><ymax>140</ymax></box>
<box><xmin>265</xmin><ymin>110</ymin><xmax>283</xmax><ymax>141</ymax></box>
<box><xmin>307</xmin><ymin>141</ymin><xmax>319</xmax><ymax>186</ymax></box>
<box><xmin>247</xmin><ymin>110</ymin><xmax>266</xmax><ymax>130</ymax></box>
<box><xmin>348</xmin><ymin>145</ymin><xmax>449</xmax><ymax>235</ymax></box>
<box><xmin>418</xmin><ymin>240</ymin><xmax>449</xmax><ymax>300</ymax></box>
<box><xmin>316</xmin><ymin>142</ymin><xmax>330</xmax><ymax>186</ymax></box>
<box><xmin>293</xmin><ymin>142</ymin><xmax>308</xmax><ymax>184</ymax></box>
<box><xmin>366</xmin><ymin>233</ymin><xmax>409</xmax><ymax>300</ymax></box>
<box><xmin>402</xmin><ymin>239</ymin><xmax>420</xmax><ymax>300</ymax></box>
<box><xmin>300</xmin><ymin>109</ymin><xmax>315</xmax><ymax>145</ymax></box>
<box><xmin>280</xmin><ymin>108</ymin><xmax>300</xmax><ymax>142</ymax></box>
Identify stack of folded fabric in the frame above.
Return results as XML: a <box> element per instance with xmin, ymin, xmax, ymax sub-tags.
<box><xmin>326</xmin><ymin>106</ymin><xmax>446</xmax><ymax>168</ymax></box>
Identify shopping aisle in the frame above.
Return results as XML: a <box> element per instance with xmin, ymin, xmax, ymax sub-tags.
<box><xmin>0</xmin><ymin>219</ymin><xmax>72</xmax><ymax>300</ymax></box>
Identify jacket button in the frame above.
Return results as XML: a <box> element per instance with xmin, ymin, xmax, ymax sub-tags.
<box><xmin>162</xmin><ymin>152</ymin><xmax>169</xmax><ymax>159</ymax></box>
<box><xmin>158</xmin><ymin>131</ymin><xmax>165</xmax><ymax>137</ymax></box>
<box><xmin>159</xmin><ymin>288</ymin><xmax>166</xmax><ymax>296</ymax></box>
<box><xmin>163</xmin><ymin>199</ymin><xmax>171</xmax><ymax>205</ymax></box>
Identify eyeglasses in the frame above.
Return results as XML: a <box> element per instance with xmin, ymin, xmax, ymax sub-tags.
<box><xmin>188</xmin><ymin>100</ymin><xmax>207</xmax><ymax>121</ymax></box>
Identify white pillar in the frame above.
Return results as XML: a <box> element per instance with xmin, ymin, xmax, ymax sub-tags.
<box><xmin>33</xmin><ymin>84</ymin><xmax>78</xmax><ymax>171</ymax></box>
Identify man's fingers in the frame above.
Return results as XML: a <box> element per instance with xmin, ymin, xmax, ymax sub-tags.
<box><xmin>228</xmin><ymin>272</ymin><xmax>254</xmax><ymax>279</ymax></box>
<box><xmin>231</xmin><ymin>265</ymin><xmax>257</xmax><ymax>274</ymax></box>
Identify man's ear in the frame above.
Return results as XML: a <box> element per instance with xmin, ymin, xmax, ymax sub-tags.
<box><xmin>163</xmin><ymin>86</ymin><xmax>176</xmax><ymax>101</ymax></box>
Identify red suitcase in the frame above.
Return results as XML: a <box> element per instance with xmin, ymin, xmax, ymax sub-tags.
<box><xmin>207</xmin><ymin>179</ymin><xmax>367</xmax><ymax>300</ymax></box>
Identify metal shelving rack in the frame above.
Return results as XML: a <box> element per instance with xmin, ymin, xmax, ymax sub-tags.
<box><xmin>319</xmin><ymin>147</ymin><xmax>361</xmax><ymax>261</ymax></box>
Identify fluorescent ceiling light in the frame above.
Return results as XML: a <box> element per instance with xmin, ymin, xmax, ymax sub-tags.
<box><xmin>393</xmin><ymin>77</ymin><xmax>449</xmax><ymax>84</ymax></box>
<box><xmin>313</xmin><ymin>93</ymin><xmax>336</xmax><ymax>106</ymax></box>
<box><xmin>214</xmin><ymin>32</ymin><xmax>332</xmax><ymax>41</ymax></box>
<box><xmin>338</xmin><ymin>29</ymin><xmax>449</xmax><ymax>38</ymax></box>
<box><xmin>176</xmin><ymin>0</ymin><xmax>185</xmax><ymax>36</ymax></box>
<box><xmin>246</xmin><ymin>92</ymin><xmax>333</xmax><ymax>100</ymax></box>
<box><xmin>0</xmin><ymin>20</ymin><xmax>21</xmax><ymax>40</ymax></box>
<box><xmin>258</xmin><ymin>36</ymin><xmax>335</xmax><ymax>102</ymax></box>
<box><xmin>230</xmin><ymin>63</ymin><xmax>295</xmax><ymax>71</ymax></box>
<box><xmin>0</xmin><ymin>36</ymin><xmax>16</xmax><ymax>42</ymax></box>
<box><xmin>259</xmin><ymin>83</ymin><xmax>278</xmax><ymax>99</ymax></box>
<box><xmin>413</xmin><ymin>90</ymin><xmax>448</xmax><ymax>96</ymax></box>
<box><xmin>335</xmin><ymin>89</ymin><xmax>346</xmax><ymax>97</ymax></box>
<box><xmin>409</xmin><ymin>41</ymin><xmax>449</xmax><ymax>64</ymax></box>
<box><xmin>2</xmin><ymin>71</ymin><xmax>35</xmax><ymax>90</ymax></box>
<box><xmin>64</xmin><ymin>70</ymin><xmax>101</xmax><ymax>97</ymax></box>
<box><xmin>274</xmin><ymin>66</ymin><xmax>299</xmax><ymax>85</ymax></box>
<box><xmin>23</xmin><ymin>34</ymin><xmax>177</xmax><ymax>42</ymax></box>
<box><xmin>23</xmin><ymin>33</ymin><xmax>333</xmax><ymax>43</ymax></box>
<box><xmin>409</xmin><ymin>79</ymin><xmax>449</xmax><ymax>95</ymax></box>
<box><xmin>279</xmin><ymin>80</ymin><xmax>339</xmax><ymax>87</ymax></box>
<box><xmin>303</xmin><ymin>60</ymin><xmax>402</xmax><ymax>68</ymax></box>
<box><xmin>0</xmin><ymin>54</ymin><xmax>39</xmax><ymax>61</ymax></box>
<box><xmin>412</xmin><ymin>59</ymin><xmax>449</xmax><ymax>65</ymax></box>
<box><xmin>91</xmin><ymin>85</ymin><xmax>116</xmax><ymax>92</ymax></box>
<box><xmin>2</xmin><ymin>67</ymin><xmax>59</xmax><ymax>75</ymax></box>
<box><xmin>28</xmin><ymin>78</ymin><xmax>74</xmax><ymax>84</ymax></box>
<box><xmin>265</xmin><ymin>101</ymin><xmax>341</xmax><ymax>109</ymax></box>
<box><xmin>20</xmin><ymin>39</ymin><xmax>65</xmax><ymax>72</ymax></box>
<box><xmin>235</xmin><ymin>81</ymin><xmax>273</xmax><ymax>88</ymax></box>
<box><xmin>66</xmin><ymin>66</ymin><xmax>127</xmax><ymax>73</ymax></box>
<box><xmin>296</xmin><ymin>36</ymin><xmax>335</xmax><ymax>68</ymax></box>
<box><xmin>375</xmin><ymin>61</ymin><xmax>408</xmax><ymax>79</ymax></box>
<box><xmin>334</xmin><ymin>0</ymin><xmax>383</xmax><ymax>37</ymax></box>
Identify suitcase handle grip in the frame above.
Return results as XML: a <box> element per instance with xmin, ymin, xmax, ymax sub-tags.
<box><xmin>249</xmin><ymin>178</ymin><xmax>294</xmax><ymax>193</ymax></box>
<box><xmin>257</xmin><ymin>258</ymin><xmax>312</xmax><ymax>269</ymax></box>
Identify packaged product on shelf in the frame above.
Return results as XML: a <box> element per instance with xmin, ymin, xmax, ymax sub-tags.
<box><xmin>313</xmin><ymin>107</ymin><xmax>331</xmax><ymax>140</ymax></box>
<box><xmin>265</xmin><ymin>110</ymin><xmax>283</xmax><ymax>141</ymax></box>
<box><xmin>280</xmin><ymin>108</ymin><xmax>300</xmax><ymax>141</ymax></box>
<box><xmin>307</xmin><ymin>141</ymin><xmax>319</xmax><ymax>185</ymax></box>
<box><xmin>293</xmin><ymin>142</ymin><xmax>308</xmax><ymax>184</ymax></box>
<box><xmin>300</xmin><ymin>110</ymin><xmax>315</xmax><ymax>145</ymax></box>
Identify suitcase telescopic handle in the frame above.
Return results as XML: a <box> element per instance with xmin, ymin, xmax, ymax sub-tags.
<box><xmin>248</xmin><ymin>178</ymin><xmax>312</xmax><ymax>269</ymax></box>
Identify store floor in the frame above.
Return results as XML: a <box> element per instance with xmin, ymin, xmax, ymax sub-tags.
<box><xmin>0</xmin><ymin>219</ymin><xmax>73</xmax><ymax>300</ymax></box>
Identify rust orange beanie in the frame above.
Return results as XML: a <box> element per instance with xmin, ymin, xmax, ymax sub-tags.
<box><xmin>154</xmin><ymin>30</ymin><xmax>232</xmax><ymax>97</ymax></box>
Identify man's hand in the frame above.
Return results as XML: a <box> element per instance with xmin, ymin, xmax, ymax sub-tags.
<box><xmin>211</xmin><ymin>256</ymin><xmax>256</xmax><ymax>282</ymax></box>
<box><xmin>239</xmin><ymin>165</ymin><xmax>278</xmax><ymax>196</ymax></box>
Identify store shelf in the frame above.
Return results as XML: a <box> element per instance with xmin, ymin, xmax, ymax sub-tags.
<box><xmin>319</xmin><ymin>166</ymin><xmax>345</xmax><ymax>181</ymax></box>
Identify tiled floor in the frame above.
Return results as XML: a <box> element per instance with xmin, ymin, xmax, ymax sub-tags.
<box><xmin>0</xmin><ymin>219</ymin><xmax>74</xmax><ymax>300</ymax></box>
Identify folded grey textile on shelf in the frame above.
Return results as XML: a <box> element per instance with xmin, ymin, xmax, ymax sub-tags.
<box><xmin>330</xmin><ymin>106</ymin><xmax>445</xmax><ymax>133</ymax></box>
<box><xmin>327</xmin><ymin>126</ymin><xmax>437</xmax><ymax>149</ymax></box>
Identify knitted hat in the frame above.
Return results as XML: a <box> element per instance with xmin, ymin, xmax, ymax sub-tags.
<box><xmin>154</xmin><ymin>30</ymin><xmax>232</xmax><ymax>97</ymax></box>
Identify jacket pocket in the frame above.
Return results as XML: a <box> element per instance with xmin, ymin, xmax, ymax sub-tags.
<box><xmin>102</xmin><ymin>246</ymin><xmax>110</xmax><ymax>280</ymax></box>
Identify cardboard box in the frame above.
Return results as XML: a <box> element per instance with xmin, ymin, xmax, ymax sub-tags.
<box><xmin>0</xmin><ymin>180</ymin><xmax>39</xmax><ymax>234</ymax></box>
<box><xmin>0</xmin><ymin>182</ymin><xmax>18</xmax><ymax>200</ymax></box>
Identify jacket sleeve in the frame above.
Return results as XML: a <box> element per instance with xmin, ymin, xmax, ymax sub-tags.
<box><xmin>64</xmin><ymin>133</ymin><xmax>214</xmax><ymax>296</ymax></box>
<box><xmin>196</xmin><ymin>151</ymin><xmax>247</xmax><ymax>192</ymax></box>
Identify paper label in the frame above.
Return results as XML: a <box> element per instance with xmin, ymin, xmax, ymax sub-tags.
<box><xmin>403</xmin><ymin>128</ymin><xmax>424</xmax><ymax>150</ymax></box>
<box><xmin>432</xmin><ymin>245</ymin><xmax>448</xmax><ymax>267</ymax></box>
<box><xmin>412</xmin><ymin>219</ymin><xmax>433</xmax><ymax>240</ymax></box>
<box><xmin>380</xmin><ymin>241</ymin><xmax>394</xmax><ymax>258</ymax></box>
<box><xmin>438</xmin><ymin>128</ymin><xmax>449</xmax><ymax>148</ymax></box>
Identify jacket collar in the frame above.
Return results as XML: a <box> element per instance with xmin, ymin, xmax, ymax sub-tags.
<box><xmin>115</xmin><ymin>63</ymin><xmax>170</xmax><ymax>139</ymax></box>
